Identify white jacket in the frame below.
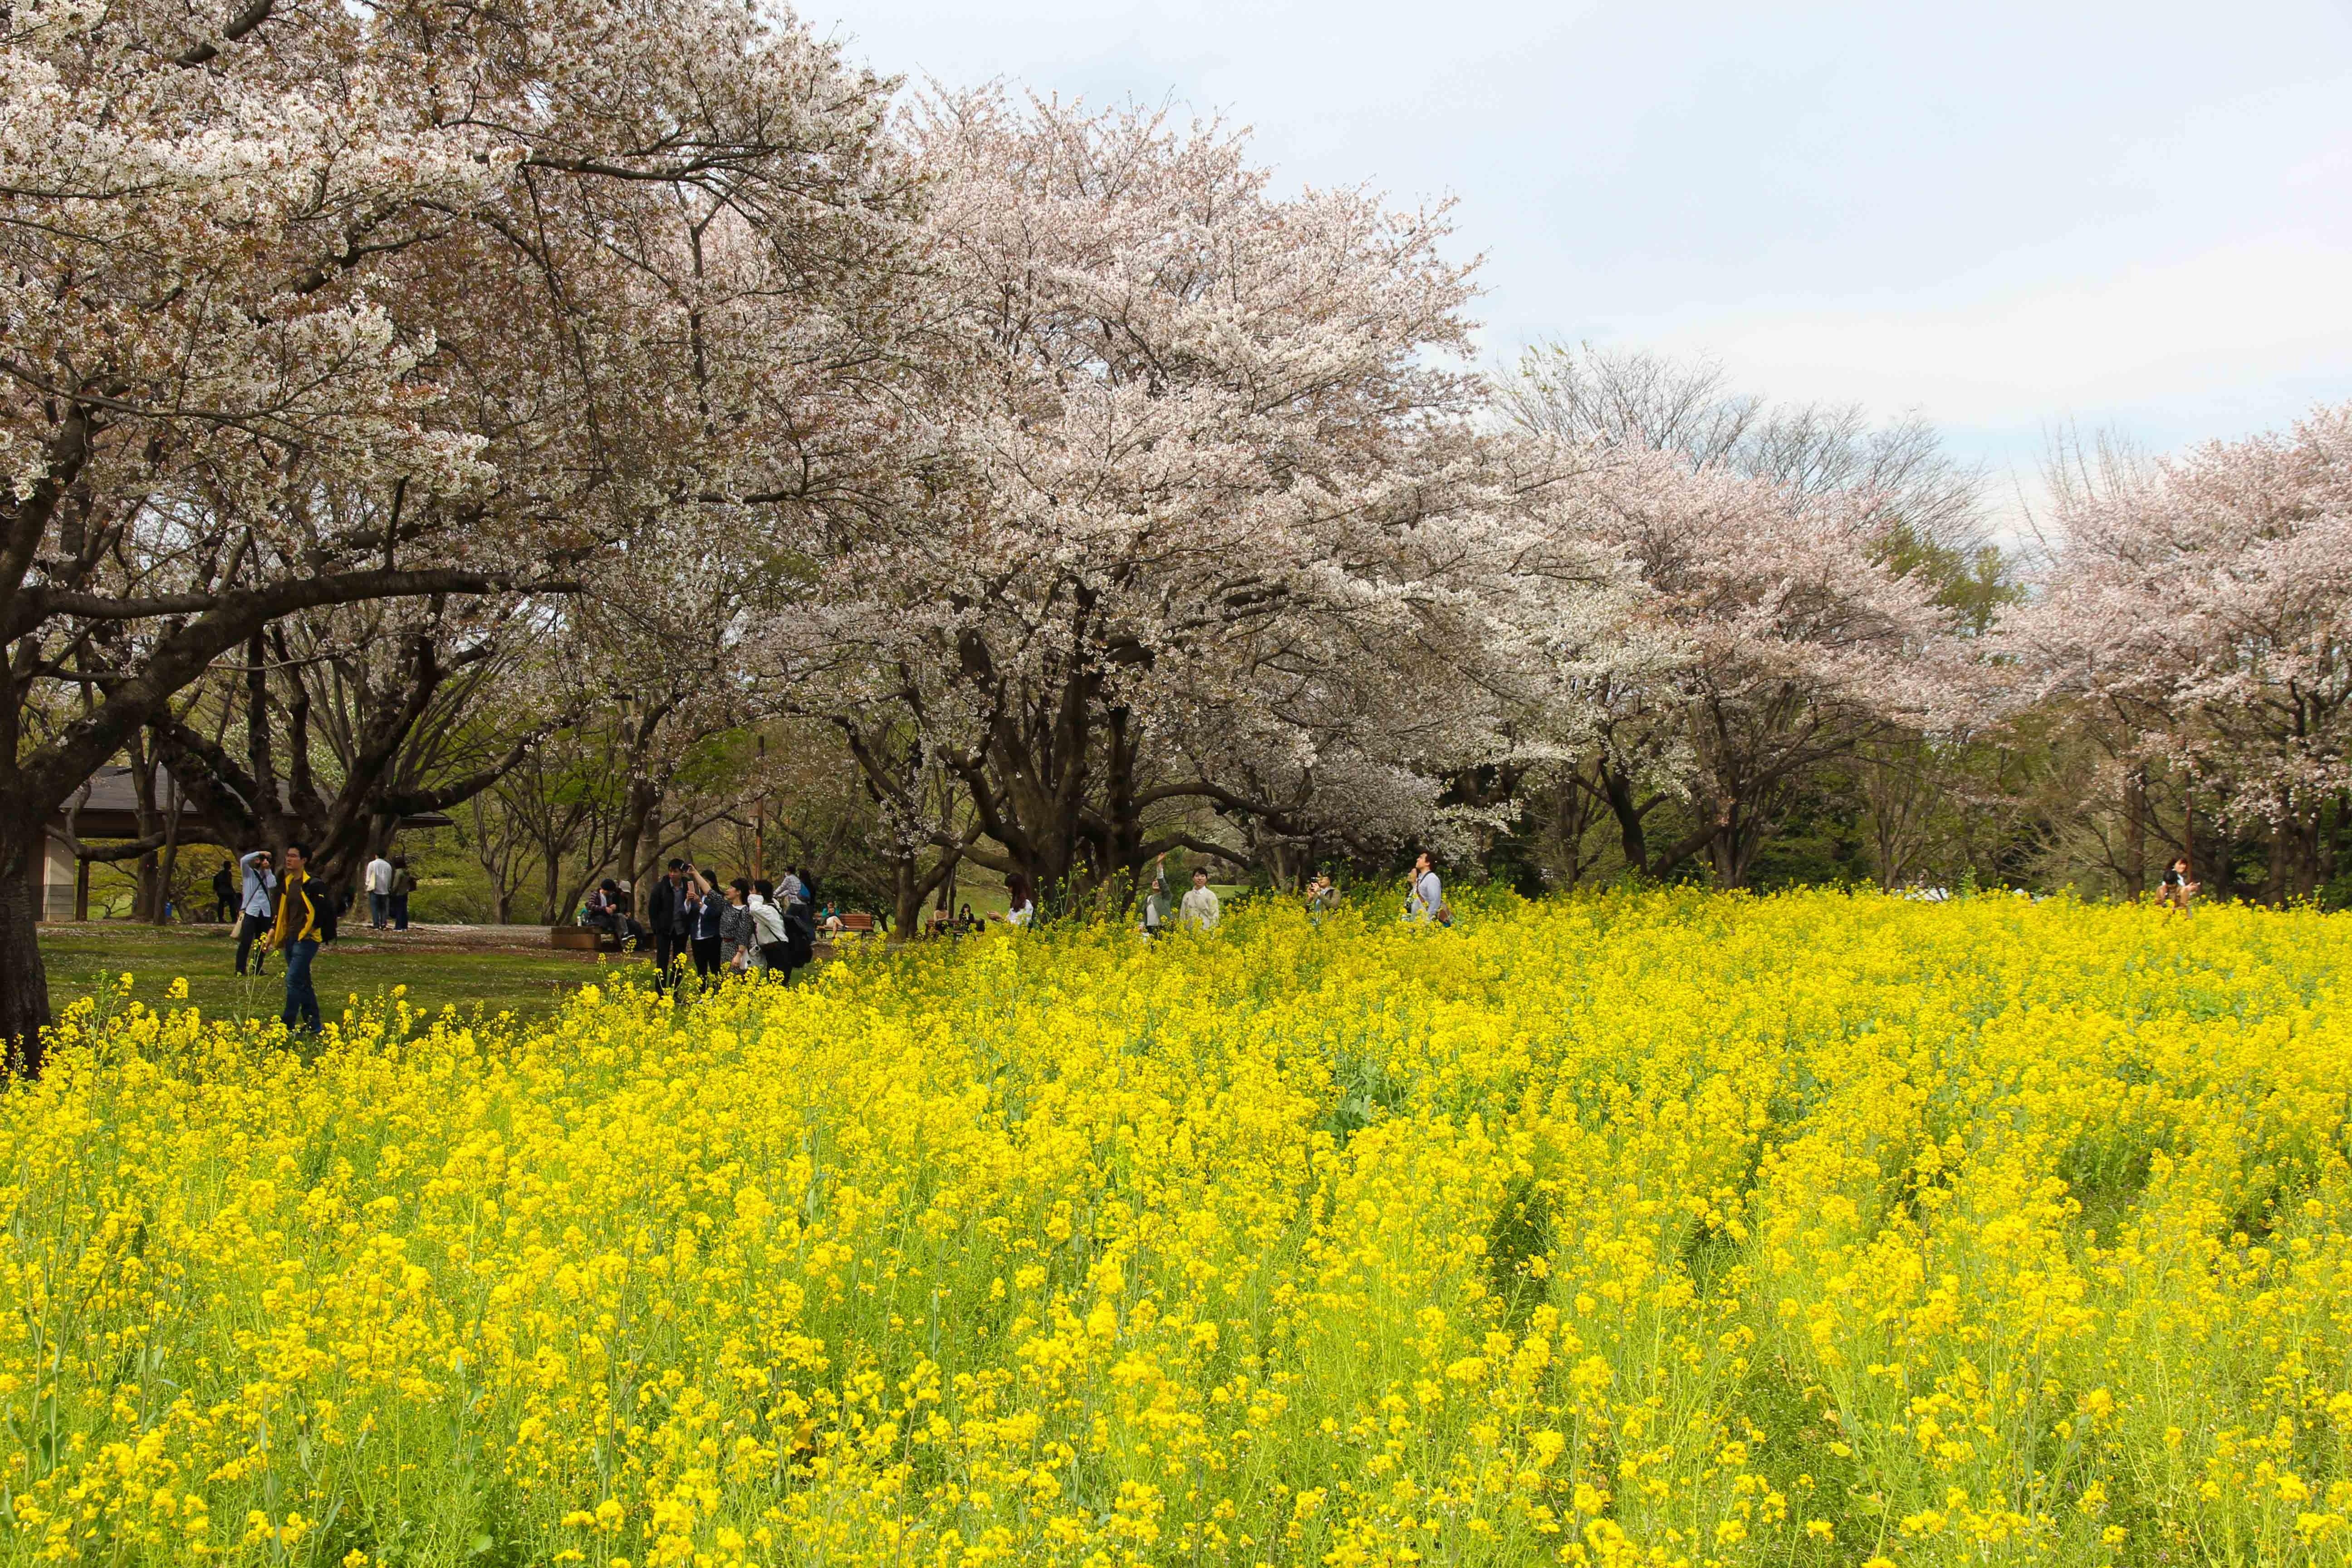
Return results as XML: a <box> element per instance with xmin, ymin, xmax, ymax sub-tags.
<box><xmin>747</xmin><ymin>895</ymin><xmax>789</xmax><ymax>947</ymax></box>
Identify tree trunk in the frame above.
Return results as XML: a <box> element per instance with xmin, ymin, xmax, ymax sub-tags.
<box><xmin>1600</xmin><ymin>765</ymin><xmax>1649</xmax><ymax>877</ymax></box>
<box><xmin>154</xmin><ymin>791</ymin><xmax>186</xmax><ymax>926</ymax></box>
<box><xmin>892</xmin><ymin>855</ymin><xmax>919</xmax><ymax>941</ymax></box>
<box><xmin>0</xmin><ymin>811</ymin><xmax>54</xmax><ymax>1076</ymax></box>
<box><xmin>616</xmin><ymin>775</ymin><xmax>659</xmax><ymax>904</ymax></box>
<box><xmin>128</xmin><ymin>739</ymin><xmax>164</xmax><ymax>921</ymax></box>
<box><xmin>1707</xmin><ymin>828</ymin><xmax>1746</xmax><ymax>890</ymax></box>
<box><xmin>2288</xmin><ymin>801</ymin><xmax>2322</xmax><ymax>904</ymax></box>
<box><xmin>2263</xmin><ymin>804</ymin><xmax>2287</xmax><ymax>906</ymax></box>
<box><xmin>2121</xmin><ymin>766</ymin><xmax>2147</xmax><ymax>901</ymax></box>
<box><xmin>2323</xmin><ymin>792</ymin><xmax>2347</xmax><ymax>894</ymax></box>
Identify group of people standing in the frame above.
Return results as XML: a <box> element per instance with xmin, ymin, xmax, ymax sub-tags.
<box><xmin>633</xmin><ymin>859</ymin><xmax>818</xmax><ymax>991</ymax></box>
<box><xmin>215</xmin><ymin>839</ymin><xmax>1454</xmax><ymax>1040</ymax></box>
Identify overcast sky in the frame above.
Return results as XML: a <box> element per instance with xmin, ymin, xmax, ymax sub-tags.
<box><xmin>812</xmin><ymin>0</ymin><xmax>2352</xmax><ymax>527</ymax></box>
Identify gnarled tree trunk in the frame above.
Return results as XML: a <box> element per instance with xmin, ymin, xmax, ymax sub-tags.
<box><xmin>0</xmin><ymin>809</ymin><xmax>53</xmax><ymax>1076</ymax></box>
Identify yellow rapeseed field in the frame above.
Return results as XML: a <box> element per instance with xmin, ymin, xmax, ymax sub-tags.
<box><xmin>5</xmin><ymin>889</ymin><xmax>2351</xmax><ymax>1568</ymax></box>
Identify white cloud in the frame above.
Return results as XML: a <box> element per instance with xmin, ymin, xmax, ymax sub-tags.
<box><xmin>819</xmin><ymin>0</ymin><xmax>2352</xmax><ymax>480</ymax></box>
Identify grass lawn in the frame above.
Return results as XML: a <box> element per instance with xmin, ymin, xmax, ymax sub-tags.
<box><xmin>39</xmin><ymin>922</ymin><xmax>625</xmax><ymax>1030</ymax></box>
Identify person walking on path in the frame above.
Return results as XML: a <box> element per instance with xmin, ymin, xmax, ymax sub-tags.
<box><xmin>364</xmin><ymin>852</ymin><xmax>394</xmax><ymax>929</ymax></box>
<box><xmin>211</xmin><ymin>861</ymin><xmax>236</xmax><ymax>924</ymax></box>
<box><xmin>1180</xmin><ymin>868</ymin><xmax>1220</xmax><ymax>931</ymax></box>
<box><xmin>267</xmin><ymin>843</ymin><xmax>334</xmax><ymax>1035</ymax></box>
<box><xmin>233</xmin><ymin>848</ymin><xmax>277</xmax><ymax>975</ymax></box>
<box><xmin>389</xmin><ymin>857</ymin><xmax>415</xmax><ymax>931</ymax></box>
<box><xmin>1405</xmin><ymin>852</ymin><xmax>1449</xmax><ymax>926</ymax></box>
<box><xmin>750</xmin><ymin>878</ymin><xmax>793</xmax><ymax>976</ymax></box>
<box><xmin>647</xmin><ymin>861</ymin><xmax>693</xmax><ymax>992</ymax></box>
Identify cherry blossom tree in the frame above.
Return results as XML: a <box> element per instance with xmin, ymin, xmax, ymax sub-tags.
<box><xmin>2007</xmin><ymin>403</ymin><xmax>2352</xmax><ymax>903</ymax></box>
<box><xmin>1540</xmin><ymin>447</ymin><xmax>1968</xmax><ymax>887</ymax></box>
<box><xmin>147</xmin><ymin>581</ymin><xmax>571</xmax><ymax>901</ymax></box>
<box><xmin>0</xmin><ymin>0</ymin><xmax>916</xmax><ymax>1066</ymax></box>
<box><xmin>793</xmin><ymin>91</ymin><xmax>1615</xmax><ymax>911</ymax></box>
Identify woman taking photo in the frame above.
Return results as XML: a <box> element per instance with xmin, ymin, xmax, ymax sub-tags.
<box><xmin>2157</xmin><ymin>856</ymin><xmax>2199</xmax><ymax>915</ymax></box>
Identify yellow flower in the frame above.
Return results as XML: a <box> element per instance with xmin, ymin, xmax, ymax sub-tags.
<box><xmin>13</xmin><ymin>891</ymin><xmax>2351</xmax><ymax>1566</ymax></box>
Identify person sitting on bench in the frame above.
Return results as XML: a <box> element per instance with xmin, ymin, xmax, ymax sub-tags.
<box><xmin>584</xmin><ymin>880</ymin><xmax>631</xmax><ymax>947</ymax></box>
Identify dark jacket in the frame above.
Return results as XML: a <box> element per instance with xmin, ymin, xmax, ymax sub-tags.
<box><xmin>694</xmin><ymin>889</ymin><xmax>727</xmax><ymax>942</ymax></box>
<box><xmin>647</xmin><ymin>876</ymin><xmax>694</xmax><ymax>938</ymax></box>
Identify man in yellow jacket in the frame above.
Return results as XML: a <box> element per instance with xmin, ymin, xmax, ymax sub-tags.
<box><xmin>268</xmin><ymin>842</ymin><xmax>333</xmax><ymax>1034</ymax></box>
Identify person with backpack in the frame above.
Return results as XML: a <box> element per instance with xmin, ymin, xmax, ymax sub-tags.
<box><xmin>749</xmin><ymin>878</ymin><xmax>792</xmax><ymax>975</ymax></box>
<box><xmin>779</xmin><ymin>867</ymin><xmax>817</xmax><ymax>975</ymax></box>
<box><xmin>266</xmin><ymin>842</ymin><xmax>336</xmax><ymax>1034</ymax></box>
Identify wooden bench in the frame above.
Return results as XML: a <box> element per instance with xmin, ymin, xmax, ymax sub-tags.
<box><xmin>834</xmin><ymin>911</ymin><xmax>876</xmax><ymax>934</ymax></box>
<box><xmin>550</xmin><ymin>924</ymin><xmax>625</xmax><ymax>953</ymax></box>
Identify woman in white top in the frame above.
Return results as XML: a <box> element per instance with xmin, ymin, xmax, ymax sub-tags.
<box><xmin>747</xmin><ymin>880</ymin><xmax>792</xmax><ymax>971</ymax></box>
<box><xmin>1179</xmin><ymin>869</ymin><xmax>1220</xmax><ymax>931</ymax></box>
<box><xmin>1003</xmin><ymin>873</ymin><xmax>1036</xmax><ymax>928</ymax></box>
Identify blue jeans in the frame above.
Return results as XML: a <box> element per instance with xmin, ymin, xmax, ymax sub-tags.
<box><xmin>369</xmin><ymin>892</ymin><xmax>389</xmax><ymax>927</ymax></box>
<box><xmin>281</xmin><ymin>939</ymin><xmax>322</xmax><ymax>1034</ymax></box>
